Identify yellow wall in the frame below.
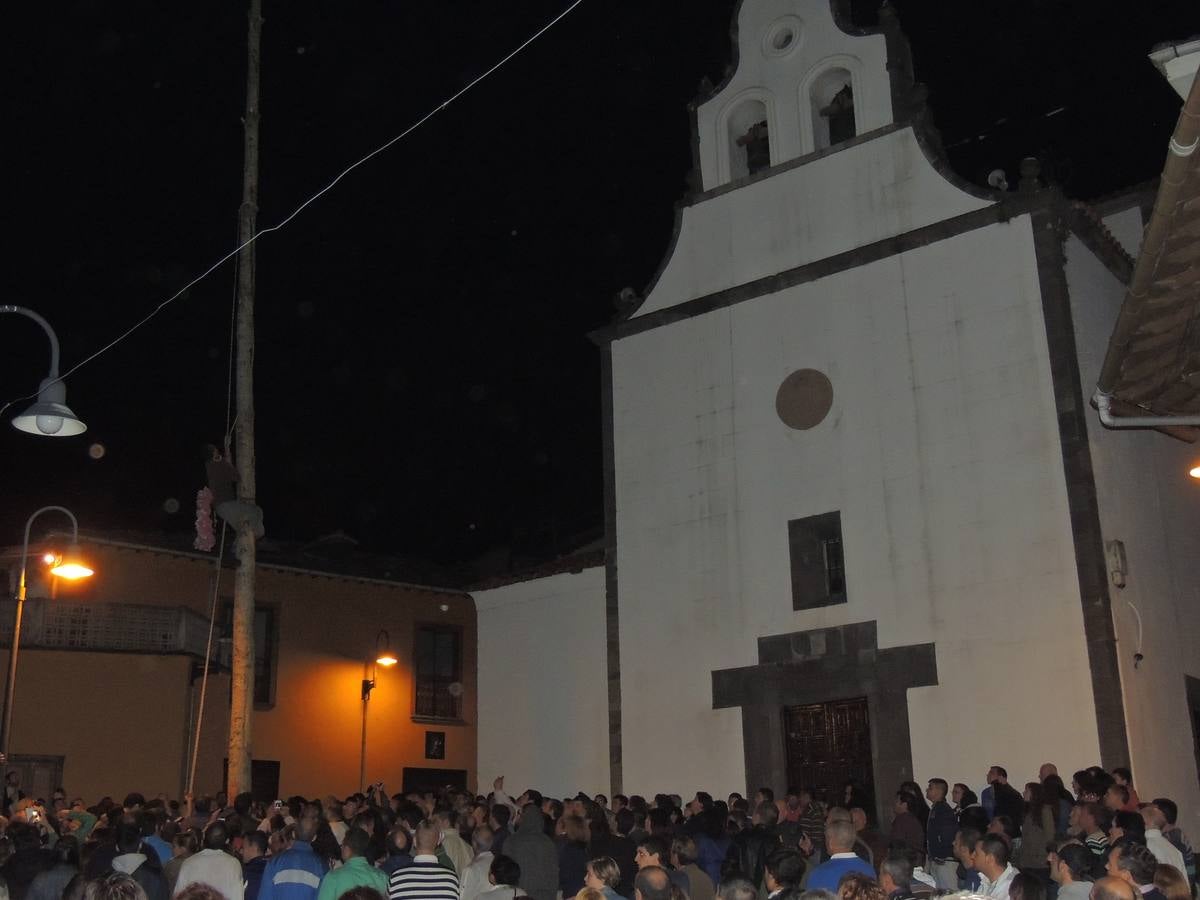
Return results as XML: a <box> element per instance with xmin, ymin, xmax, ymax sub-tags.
<box><xmin>0</xmin><ymin>539</ymin><xmax>477</xmax><ymax>802</ymax></box>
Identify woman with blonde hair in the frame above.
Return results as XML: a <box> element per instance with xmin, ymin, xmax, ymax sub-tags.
<box><xmin>585</xmin><ymin>857</ymin><xmax>629</xmax><ymax>900</ymax></box>
<box><xmin>837</xmin><ymin>872</ymin><xmax>886</xmax><ymax>900</ymax></box>
<box><xmin>1153</xmin><ymin>864</ymin><xmax>1190</xmax><ymax>900</ymax></box>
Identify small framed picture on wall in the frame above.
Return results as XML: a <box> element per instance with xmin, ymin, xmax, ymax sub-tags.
<box><xmin>425</xmin><ymin>730</ymin><xmax>446</xmax><ymax>760</ymax></box>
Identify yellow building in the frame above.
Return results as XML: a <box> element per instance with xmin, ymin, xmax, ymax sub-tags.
<box><xmin>0</xmin><ymin>532</ymin><xmax>476</xmax><ymax>803</ymax></box>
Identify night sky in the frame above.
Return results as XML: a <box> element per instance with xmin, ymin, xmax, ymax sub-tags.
<box><xmin>2</xmin><ymin>0</ymin><xmax>1194</xmax><ymax>572</ymax></box>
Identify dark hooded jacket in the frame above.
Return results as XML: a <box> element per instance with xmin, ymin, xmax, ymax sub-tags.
<box><xmin>503</xmin><ymin>808</ymin><xmax>559</xmax><ymax>900</ymax></box>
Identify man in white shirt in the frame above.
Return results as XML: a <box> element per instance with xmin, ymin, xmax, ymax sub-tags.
<box><xmin>1142</xmin><ymin>806</ymin><xmax>1187</xmax><ymax>876</ymax></box>
<box><xmin>974</xmin><ymin>834</ymin><xmax>1018</xmax><ymax>900</ymax></box>
<box><xmin>460</xmin><ymin>827</ymin><xmax>496</xmax><ymax>900</ymax></box>
<box><xmin>176</xmin><ymin>821</ymin><xmax>245</xmax><ymax>900</ymax></box>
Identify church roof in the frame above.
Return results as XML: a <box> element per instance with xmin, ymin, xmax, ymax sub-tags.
<box><xmin>1096</xmin><ymin>64</ymin><xmax>1200</xmax><ymax>434</ymax></box>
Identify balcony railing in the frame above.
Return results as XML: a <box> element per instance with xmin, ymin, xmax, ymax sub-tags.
<box><xmin>0</xmin><ymin>598</ymin><xmax>226</xmax><ymax>662</ymax></box>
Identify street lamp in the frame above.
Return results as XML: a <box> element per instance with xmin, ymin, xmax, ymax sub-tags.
<box><xmin>1</xmin><ymin>306</ymin><xmax>87</xmax><ymax>436</ymax></box>
<box><xmin>360</xmin><ymin>629</ymin><xmax>397</xmax><ymax>791</ymax></box>
<box><xmin>0</xmin><ymin>506</ymin><xmax>94</xmax><ymax>759</ymax></box>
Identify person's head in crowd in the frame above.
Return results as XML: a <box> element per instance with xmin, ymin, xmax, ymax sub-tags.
<box><xmin>586</xmin><ymin>857</ymin><xmax>622</xmax><ymax>892</ymax></box>
<box><xmin>763</xmin><ymin>848</ymin><xmax>804</xmax><ymax>894</ymax></box>
<box><xmin>754</xmin><ymin>802</ymin><xmax>779</xmax><ymax>829</ymax></box>
<box><xmin>636</xmin><ymin>836</ymin><xmax>670</xmax><ymax>870</ymax></box>
<box><xmin>576</xmin><ymin>890</ymin><xmax>607</xmax><ymax>900</ymax></box>
<box><xmin>925</xmin><ymin>779</ymin><xmax>948</xmax><ymax>805</ymax></box>
<box><xmin>850</xmin><ymin>808</ymin><xmax>869</xmax><ymax>835</ymax></box>
<box><xmin>671</xmin><ymin>836</ymin><xmax>698</xmax><ymax>870</ymax></box>
<box><xmin>755</xmin><ymin>788</ymin><xmax>775</xmax><ymax>807</ymax></box>
<box><xmin>413</xmin><ymin>820</ymin><xmax>441</xmax><ymax>856</ymax></box>
<box><xmin>490</xmin><ymin>805</ymin><xmax>511</xmax><ymax>833</ymax></box>
<box><xmin>1140</xmin><ymin>805</ymin><xmax>1169</xmax><ymax>835</ymax></box>
<box><xmin>612</xmin><ymin>795</ymin><xmax>629</xmax><ymax>814</ymax></box>
<box><xmin>1106</xmin><ymin>842</ymin><xmax>1158</xmax><ymax>889</ymax></box>
<box><xmin>1040</xmin><ymin>764</ymin><xmax>1059</xmax><ymax>781</ymax></box>
<box><xmin>83</xmin><ymin>874</ymin><xmax>148</xmax><ymax>900</ymax></box>
<box><xmin>950</xmin><ymin>782</ymin><xmax>979</xmax><ymax>811</ymax></box>
<box><xmin>635</xmin><ymin>866</ymin><xmax>671</xmax><ymax>900</ymax></box>
<box><xmin>987</xmin><ymin>766</ymin><xmax>1009</xmax><ymax>786</ymax></box>
<box><xmin>489</xmin><ymin>854</ymin><xmax>521</xmax><ymax>887</ymax></box>
<box><xmin>1052</xmin><ymin>843</ymin><xmax>1099</xmax><ymax>887</ymax></box>
<box><xmin>564</xmin><ymin>815</ymin><xmax>589</xmax><ymax>847</ymax></box>
<box><xmin>114</xmin><ymin>821</ymin><xmax>143</xmax><ymax>855</ymax></box>
<box><xmin>1104</xmin><ymin>785</ymin><xmax>1129</xmax><ymax>812</ymax></box>
<box><xmin>471</xmin><ymin>825</ymin><xmax>493</xmax><ymax>855</ymax></box>
<box><xmin>172</xmin><ymin>828</ymin><xmax>200</xmax><ymax>859</ymax></box>
<box><xmin>1111</xmin><ymin>769</ymin><xmax>1134</xmax><ymax>792</ymax></box>
<box><xmin>1090</xmin><ymin>877</ymin><xmax>1138</xmax><ymax>900</ymax></box>
<box><xmin>826</xmin><ymin>807</ymin><xmax>852</xmax><ymax>826</ymax></box>
<box><xmin>973</xmin><ymin>833</ymin><xmax>1011</xmax><ymax>881</ymax></box>
<box><xmin>1153</xmin><ymin>865</ymin><xmax>1190</xmax><ymax>900</ymax></box>
<box><xmin>203</xmin><ymin>820</ymin><xmax>228</xmax><ymax>851</ymax></box>
<box><xmin>1109</xmin><ymin>811</ymin><xmax>1144</xmax><ymax>845</ymax></box>
<box><xmin>1044</xmin><ymin>775</ymin><xmax>1072</xmax><ymax>804</ymax></box>
<box><xmin>242</xmin><ymin>831</ymin><xmax>267</xmax><ymax>863</ymax></box>
<box><xmin>1011</xmin><ymin>872</ymin><xmax>1046</xmax><ymax>900</ymax></box>
<box><xmin>727</xmin><ymin>811</ymin><xmax>749</xmax><ymax>835</ymax></box>
<box><xmin>615</xmin><ymin>808</ymin><xmax>635</xmax><ymax>838</ymax></box>
<box><xmin>122</xmin><ymin>794</ymin><xmax>145</xmax><ymax>813</ymax></box>
<box><xmin>836</xmin><ymin>872</ymin><xmax>885</xmax><ymax>900</ymax></box>
<box><xmin>1079</xmin><ymin>802</ymin><xmax>1111</xmax><ymax>837</ymax></box>
<box><xmin>716</xmin><ymin>877</ymin><xmax>758</xmax><ymax>900</ymax></box>
<box><xmin>878</xmin><ymin>854</ymin><xmax>913</xmax><ymax>897</ymax></box>
<box><xmin>1151</xmin><ymin>799</ymin><xmax>1180</xmax><ymax>831</ymax></box>
<box><xmin>893</xmin><ymin>792</ymin><xmax>918</xmax><ymax>822</ymax></box>
<box><xmin>341</xmin><ymin>827</ymin><xmax>370</xmax><ymax>863</ymax></box>
<box><xmin>953</xmin><ymin>826</ymin><xmax>982</xmax><ymax>871</ymax></box>
<box><xmin>825</xmin><ymin>820</ymin><xmax>856</xmax><ymax>855</ymax></box>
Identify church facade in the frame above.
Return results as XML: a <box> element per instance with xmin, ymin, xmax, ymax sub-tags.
<box><xmin>474</xmin><ymin>0</ymin><xmax>1200</xmax><ymax>830</ymax></box>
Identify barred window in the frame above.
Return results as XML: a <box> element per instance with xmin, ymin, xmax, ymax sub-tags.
<box><xmin>414</xmin><ymin>625</ymin><xmax>461</xmax><ymax>719</ymax></box>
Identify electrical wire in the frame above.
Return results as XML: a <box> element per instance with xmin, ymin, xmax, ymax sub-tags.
<box><xmin>1</xmin><ymin>0</ymin><xmax>586</xmax><ymax>417</ymax></box>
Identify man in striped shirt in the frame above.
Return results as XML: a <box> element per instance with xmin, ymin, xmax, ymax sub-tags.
<box><xmin>388</xmin><ymin>821</ymin><xmax>459</xmax><ymax>900</ymax></box>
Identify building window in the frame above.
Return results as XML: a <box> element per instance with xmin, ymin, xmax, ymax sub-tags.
<box><xmin>415</xmin><ymin>625</ymin><xmax>462</xmax><ymax>720</ymax></box>
<box><xmin>788</xmin><ymin>512</ymin><xmax>848</xmax><ymax>610</ymax></box>
<box><xmin>737</xmin><ymin>121</ymin><xmax>771</xmax><ymax>175</ymax></box>
<box><xmin>221</xmin><ymin>602</ymin><xmax>278</xmax><ymax>707</ymax></box>
<box><xmin>726</xmin><ymin>98</ymin><xmax>770</xmax><ymax>181</ymax></box>
<box><xmin>810</xmin><ymin>69</ymin><xmax>856</xmax><ymax>151</ymax></box>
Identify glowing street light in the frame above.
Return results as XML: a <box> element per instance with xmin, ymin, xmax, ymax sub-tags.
<box><xmin>0</xmin><ymin>506</ymin><xmax>95</xmax><ymax>759</ymax></box>
<box><xmin>2</xmin><ymin>306</ymin><xmax>87</xmax><ymax>437</ymax></box>
<box><xmin>360</xmin><ymin>629</ymin><xmax>396</xmax><ymax>791</ymax></box>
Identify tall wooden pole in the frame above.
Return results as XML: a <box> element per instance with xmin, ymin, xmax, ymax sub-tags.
<box><xmin>227</xmin><ymin>0</ymin><xmax>263</xmax><ymax>797</ymax></box>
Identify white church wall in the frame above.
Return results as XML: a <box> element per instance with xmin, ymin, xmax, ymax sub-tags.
<box><xmin>1064</xmin><ymin>234</ymin><xmax>1200</xmax><ymax>831</ymax></box>
<box><xmin>635</xmin><ymin>128</ymin><xmax>993</xmax><ymax>320</ymax></box>
<box><xmin>473</xmin><ymin>566</ymin><xmax>610</xmax><ymax>797</ymax></box>
<box><xmin>695</xmin><ymin>0</ymin><xmax>892</xmax><ymax>190</ymax></box>
<box><xmin>612</xmin><ymin>215</ymin><xmax>1103</xmax><ymax>800</ymax></box>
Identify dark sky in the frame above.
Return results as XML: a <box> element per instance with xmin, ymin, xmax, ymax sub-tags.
<box><xmin>1</xmin><ymin>0</ymin><xmax>1193</xmax><ymax>570</ymax></box>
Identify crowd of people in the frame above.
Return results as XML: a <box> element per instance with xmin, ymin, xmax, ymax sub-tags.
<box><xmin>0</xmin><ymin>763</ymin><xmax>1191</xmax><ymax>900</ymax></box>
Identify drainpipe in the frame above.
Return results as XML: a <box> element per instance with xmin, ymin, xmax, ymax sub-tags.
<box><xmin>1094</xmin><ymin>391</ymin><xmax>1200</xmax><ymax>428</ymax></box>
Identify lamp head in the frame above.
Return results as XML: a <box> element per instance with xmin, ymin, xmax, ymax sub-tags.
<box><xmin>12</xmin><ymin>377</ymin><xmax>86</xmax><ymax>437</ymax></box>
<box><xmin>376</xmin><ymin>651</ymin><xmax>398</xmax><ymax>667</ymax></box>
<box><xmin>48</xmin><ymin>543</ymin><xmax>94</xmax><ymax>579</ymax></box>
<box><xmin>1191</xmin><ymin>462</ymin><xmax>1200</xmax><ymax>480</ymax></box>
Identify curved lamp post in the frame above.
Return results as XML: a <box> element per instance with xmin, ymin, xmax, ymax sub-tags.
<box><xmin>0</xmin><ymin>506</ymin><xmax>94</xmax><ymax>760</ymax></box>
<box><xmin>1</xmin><ymin>306</ymin><xmax>87</xmax><ymax>436</ymax></box>
<box><xmin>359</xmin><ymin>629</ymin><xmax>397</xmax><ymax>791</ymax></box>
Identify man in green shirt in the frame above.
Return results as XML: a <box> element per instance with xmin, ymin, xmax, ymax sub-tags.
<box><xmin>317</xmin><ymin>828</ymin><xmax>388</xmax><ymax>900</ymax></box>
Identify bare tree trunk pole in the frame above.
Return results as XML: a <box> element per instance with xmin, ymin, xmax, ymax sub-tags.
<box><xmin>227</xmin><ymin>0</ymin><xmax>263</xmax><ymax>798</ymax></box>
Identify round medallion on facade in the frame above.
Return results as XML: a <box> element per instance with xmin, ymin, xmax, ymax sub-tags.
<box><xmin>763</xmin><ymin>17</ymin><xmax>803</xmax><ymax>59</ymax></box>
<box><xmin>775</xmin><ymin>368</ymin><xmax>833</xmax><ymax>430</ymax></box>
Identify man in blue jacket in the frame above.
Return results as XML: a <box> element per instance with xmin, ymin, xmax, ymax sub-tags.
<box><xmin>806</xmin><ymin>822</ymin><xmax>874</xmax><ymax>892</ymax></box>
<box><xmin>259</xmin><ymin>814</ymin><xmax>328</xmax><ymax>900</ymax></box>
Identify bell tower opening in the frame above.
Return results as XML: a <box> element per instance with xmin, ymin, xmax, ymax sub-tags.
<box><xmin>728</xmin><ymin>99</ymin><xmax>770</xmax><ymax>180</ymax></box>
<box><xmin>810</xmin><ymin>68</ymin><xmax>856</xmax><ymax>150</ymax></box>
